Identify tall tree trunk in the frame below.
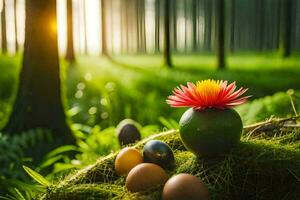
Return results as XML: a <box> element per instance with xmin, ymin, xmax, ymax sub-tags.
<box><xmin>172</xmin><ymin>0</ymin><xmax>177</xmax><ymax>52</ymax></box>
<box><xmin>141</xmin><ymin>0</ymin><xmax>146</xmax><ymax>53</ymax></box>
<box><xmin>184</xmin><ymin>0</ymin><xmax>188</xmax><ymax>52</ymax></box>
<box><xmin>280</xmin><ymin>0</ymin><xmax>292</xmax><ymax>57</ymax></box>
<box><xmin>230</xmin><ymin>0</ymin><xmax>235</xmax><ymax>53</ymax></box>
<box><xmin>216</xmin><ymin>0</ymin><xmax>226</xmax><ymax>69</ymax></box>
<box><xmin>101</xmin><ymin>0</ymin><xmax>108</xmax><ymax>56</ymax></box>
<box><xmin>82</xmin><ymin>0</ymin><xmax>87</xmax><ymax>54</ymax></box>
<box><xmin>164</xmin><ymin>0</ymin><xmax>172</xmax><ymax>67</ymax></box>
<box><xmin>155</xmin><ymin>0</ymin><xmax>160</xmax><ymax>53</ymax></box>
<box><xmin>257</xmin><ymin>0</ymin><xmax>265</xmax><ymax>51</ymax></box>
<box><xmin>137</xmin><ymin>0</ymin><xmax>146</xmax><ymax>53</ymax></box>
<box><xmin>136</xmin><ymin>0</ymin><xmax>140</xmax><ymax>53</ymax></box>
<box><xmin>204</xmin><ymin>0</ymin><xmax>212</xmax><ymax>51</ymax></box>
<box><xmin>125</xmin><ymin>0</ymin><xmax>130</xmax><ymax>53</ymax></box>
<box><xmin>1</xmin><ymin>0</ymin><xmax>7</xmax><ymax>53</ymax></box>
<box><xmin>14</xmin><ymin>0</ymin><xmax>18</xmax><ymax>52</ymax></box>
<box><xmin>192</xmin><ymin>0</ymin><xmax>198</xmax><ymax>51</ymax></box>
<box><xmin>65</xmin><ymin>0</ymin><xmax>75</xmax><ymax>62</ymax></box>
<box><xmin>119</xmin><ymin>0</ymin><xmax>123</xmax><ymax>53</ymax></box>
<box><xmin>3</xmin><ymin>0</ymin><xmax>74</xmax><ymax>144</ymax></box>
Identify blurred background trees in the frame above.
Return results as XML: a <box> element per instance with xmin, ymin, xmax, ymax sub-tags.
<box><xmin>1</xmin><ymin>0</ymin><xmax>299</xmax><ymax>64</ymax></box>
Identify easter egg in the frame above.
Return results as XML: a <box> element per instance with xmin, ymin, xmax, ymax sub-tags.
<box><xmin>115</xmin><ymin>147</ymin><xmax>143</xmax><ymax>175</ymax></box>
<box><xmin>179</xmin><ymin>108</ymin><xmax>242</xmax><ymax>157</ymax></box>
<box><xmin>126</xmin><ymin>163</ymin><xmax>168</xmax><ymax>192</ymax></box>
<box><xmin>143</xmin><ymin>140</ymin><xmax>174</xmax><ymax>168</ymax></box>
<box><xmin>116</xmin><ymin>119</ymin><xmax>141</xmax><ymax>146</ymax></box>
<box><xmin>162</xmin><ymin>173</ymin><xmax>209</xmax><ymax>200</ymax></box>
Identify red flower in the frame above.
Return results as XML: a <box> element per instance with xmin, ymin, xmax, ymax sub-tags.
<box><xmin>167</xmin><ymin>79</ymin><xmax>250</xmax><ymax>110</ymax></box>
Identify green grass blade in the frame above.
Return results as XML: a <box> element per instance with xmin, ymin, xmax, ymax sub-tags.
<box><xmin>22</xmin><ymin>166</ymin><xmax>50</xmax><ymax>187</ymax></box>
<box><xmin>0</xmin><ymin>196</ymin><xmax>14</xmax><ymax>200</ymax></box>
<box><xmin>45</xmin><ymin>145</ymin><xmax>78</xmax><ymax>158</ymax></box>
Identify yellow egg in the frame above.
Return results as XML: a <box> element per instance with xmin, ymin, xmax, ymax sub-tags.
<box><xmin>115</xmin><ymin>147</ymin><xmax>143</xmax><ymax>175</ymax></box>
<box><xmin>126</xmin><ymin>163</ymin><xmax>168</xmax><ymax>192</ymax></box>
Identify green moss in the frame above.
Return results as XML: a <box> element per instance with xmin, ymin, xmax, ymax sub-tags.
<box><xmin>42</xmin><ymin>128</ymin><xmax>300</xmax><ymax>200</ymax></box>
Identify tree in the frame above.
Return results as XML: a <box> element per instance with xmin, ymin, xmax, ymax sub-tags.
<box><xmin>229</xmin><ymin>0</ymin><xmax>235</xmax><ymax>53</ymax></box>
<box><xmin>82</xmin><ymin>0</ymin><xmax>87</xmax><ymax>54</ymax></box>
<box><xmin>256</xmin><ymin>0</ymin><xmax>265</xmax><ymax>51</ymax></box>
<box><xmin>163</xmin><ymin>0</ymin><xmax>172</xmax><ymax>67</ymax></box>
<box><xmin>171</xmin><ymin>0</ymin><xmax>177</xmax><ymax>52</ymax></box>
<box><xmin>14</xmin><ymin>0</ymin><xmax>18</xmax><ymax>52</ymax></box>
<box><xmin>101</xmin><ymin>0</ymin><xmax>108</xmax><ymax>56</ymax></box>
<box><xmin>280</xmin><ymin>0</ymin><xmax>292</xmax><ymax>57</ymax></box>
<box><xmin>155</xmin><ymin>0</ymin><xmax>160</xmax><ymax>53</ymax></box>
<box><xmin>136</xmin><ymin>0</ymin><xmax>146</xmax><ymax>53</ymax></box>
<box><xmin>65</xmin><ymin>0</ymin><xmax>75</xmax><ymax>62</ymax></box>
<box><xmin>1</xmin><ymin>0</ymin><xmax>7</xmax><ymax>53</ymax></box>
<box><xmin>204</xmin><ymin>0</ymin><xmax>212</xmax><ymax>51</ymax></box>
<box><xmin>3</xmin><ymin>0</ymin><xmax>74</xmax><ymax>144</ymax></box>
<box><xmin>192</xmin><ymin>0</ymin><xmax>198</xmax><ymax>51</ymax></box>
<box><xmin>216</xmin><ymin>0</ymin><xmax>226</xmax><ymax>69</ymax></box>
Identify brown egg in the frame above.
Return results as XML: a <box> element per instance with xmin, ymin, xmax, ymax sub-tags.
<box><xmin>126</xmin><ymin>163</ymin><xmax>168</xmax><ymax>192</ymax></box>
<box><xmin>162</xmin><ymin>173</ymin><xmax>209</xmax><ymax>200</ymax></box>
<box><xmin>115</xmin><ymin>147</ymin><xmax>143</xmax><ymax>175</ymax></box>
<box><xmin>116</xmin><ymin>119</ymin><xmax>141</xmax><ymax>146</ymax></box>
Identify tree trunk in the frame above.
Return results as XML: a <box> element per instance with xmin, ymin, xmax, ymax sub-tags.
<box><xmin>14</xmin><ymin>0</ymin><xmax>18</xmax><ymax>52</ymax></box>
<box><xmin>101</xmin><ymin>0</ymin><xmax>108</xmax><ymax>56</ymax></box>
<box><xmin>82</xmin><ymin>0</ymin><xmax>87</xmax><ymax>54</ymax></box>
<box><xmin>164</xmin><ymin>0</ymin><xmax>172</xmax><ymax>67</ymax></box>
<box><xmin>155</xmin><ymin>0</ymin><xmax>160</xmax><ymax>53</ymax></box>
<box><xmin>141</xmin><ymin>0</ymin><xmax>146</xmax><ymax>53</ymax></box>
<box><xmin>230</xmin><ymin>0</ymin><xmax>235</xmax><ymax>53</ymax></box>
<box><xmin>204</xmin><ymin>0</ymin><xmax>212</xmax><ymax>51</ymax></box>
<box><xmin>3</xmin><ymin>0</ymin><xmax>74</xmax><ymax>144</ymax></box>
<box><xmin>172</xmin><ymin>0</ymin><xmax>177</xmax><ymax>52</ymax></box>
<box><xmin>192</xmin><ymin>0</ymin><xmax>198</xmax><ymax>51</ymax></box>
<box><xmin>137</xmin><ymin>0</ymin><xmax>146</xmax><ymax>53</ymax></box>
<box><xmin>184</xmin><ymin>0</ymin><xmax>188</xmax><ymax>52</ymax></box>
<box><xmin>65</xmin><ymin>0</ymin><xmax>75</xmax><ymax>63</ymax></box>
<box><xmin>280</xmin><ymin>0</ymin><xmax>292</xmax><ymax>57</ymax></box>
<box><xmin>216</xmin><ymin>0</ymin><xmax>226</xmax><ymax>69</ymax></box>
<box><xmin>256</xmin><ymin>0</ymin><xmax>265</xmax><ymax>51</ymax></box>
<box><xmin>125</xmin><ymin>0</ymin><xmax>130</xmax><ymax>53</ymax></box>
<box><xmin>1</xmin><ymin>0</ymin><xmax>7</xmax><ymax>53</ymax></box>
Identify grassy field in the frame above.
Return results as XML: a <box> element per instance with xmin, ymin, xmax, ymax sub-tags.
<box><xmin>1</xmin><ymin>53</ymin><xmax>300</xmax><ymax>129</ymax></box>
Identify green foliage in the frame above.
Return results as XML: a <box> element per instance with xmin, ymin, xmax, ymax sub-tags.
<box><xmin>62</xmin><ymin>55</ymin><xmax>300</xmax><ymax>128</ymax></box>
<box><xmin>44</xmin><ymin>123</ymin><xmax>159</xmax><ymax>176</ymax></box>
<box><xmin>0</xmin><ymin>129</ymin><xmax>53</xmax><ymax>195</ymax></box>
<box><xmin>237</xmin><ymin>91</ymin><xmax>300</xmax><ymax>124</ymax></box>
<box><xmin>22</xmin><ymin>166</ymin><xmax>50</xmax><ymax>187</ymax></box>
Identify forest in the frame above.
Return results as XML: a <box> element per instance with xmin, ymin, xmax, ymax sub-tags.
<box><xmin>0</xmin><ymin>0</ymin><xmax>299</xmax><ymax>199</ymax></box>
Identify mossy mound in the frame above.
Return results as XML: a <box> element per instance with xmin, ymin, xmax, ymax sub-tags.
<box><xmin>42</xmin><ymin>122</ymin><xmax>300</xmax><ymax>200</ymax></box>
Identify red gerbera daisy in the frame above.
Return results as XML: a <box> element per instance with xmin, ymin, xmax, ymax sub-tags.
<box><xmin>167</xmin><ymin>79</ymin><xmax>250</xmax><ymax>110</ymax></box>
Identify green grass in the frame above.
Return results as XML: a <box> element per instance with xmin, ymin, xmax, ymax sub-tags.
<box><xmin>66</xmin><ymin>53</ymin><xmax>300</xmax><ymax>127</ymax></box>
<box><xmin>1</xmin><ymin>53</ymin><xmax>300</xmax><ymax>128</ymax></box>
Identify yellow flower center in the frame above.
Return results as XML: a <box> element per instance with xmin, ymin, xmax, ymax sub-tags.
<box><xmin>195</xmin><ymin>79</ymin><xmax>221</xmax><ymax>100</ymax></box>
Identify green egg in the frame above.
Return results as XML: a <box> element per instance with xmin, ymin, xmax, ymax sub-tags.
<box><xmin>179</xmin><ymin>108</ymin><xmax>243</xmax><ymax>157</ymax></box>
